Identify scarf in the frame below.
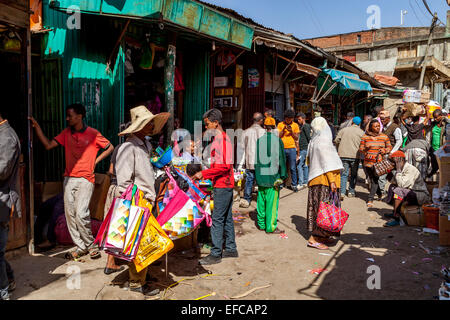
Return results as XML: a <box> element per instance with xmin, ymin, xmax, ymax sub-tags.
<box><xmin>307</xmin><ymin>117</ymin><xmax>343</xmax><ymax>182</ymax></box>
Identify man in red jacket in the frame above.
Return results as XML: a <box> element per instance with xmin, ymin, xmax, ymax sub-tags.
<box><xmin>193</xmin><ymin>109</ymin><xmax>237</xmax><ymax>265</ymax></box>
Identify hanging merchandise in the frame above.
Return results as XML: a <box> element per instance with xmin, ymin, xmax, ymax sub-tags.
<box><xmin>248</xmin><ymin>68</ymin><xmax>260</xmax><ymax>88</ymax></box>
<box><xmin>125</xmin><ymin>48</ymin><xmax>135</xmax><ymax>76</ymax></box>
<box><xmin>140</xmin><ymin>43</ymin><xmax>156</xmax><ymax>70</ymax></box>
<box><xmin>174</xmin><ymin>67</ymin><xmax>185</xmax><ymax>92</ymax></box>
<box><xmin>217</xmin><ymin>50</ymin><xmax>236</xmax><ymax>67</ymax></box>
<box><xmin>235</xmin><ymin>65</ymin><xmax>243</xmax><ymax>88</ymax></box>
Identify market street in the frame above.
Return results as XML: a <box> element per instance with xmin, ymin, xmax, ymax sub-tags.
<box><xmin>7</xmin><ymin>176</ymin><xmax>448</xmax><ymax>300</ymax></box>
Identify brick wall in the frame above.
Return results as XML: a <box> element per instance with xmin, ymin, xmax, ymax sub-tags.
<box><xmin>306</xmin><ymin>27</ymin><xmax>445</xmax><ymax>49</ymax></box>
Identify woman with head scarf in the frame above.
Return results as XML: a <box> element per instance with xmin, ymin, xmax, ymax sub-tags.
<box><xmin>305</xmin><ymin>117</ymin><xmax>343</xmax><ymax>250</ymax></box>
<box><xmin>359</xmin><ymin>119</ymin><xmax>392</xmax><ymax>208</ymax></box>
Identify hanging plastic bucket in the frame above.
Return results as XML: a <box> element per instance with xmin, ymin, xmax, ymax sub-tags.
<box><xmin>422</xmin><ymin>205</ymin><xmax>440</xmax><ymax>231</ymax></box>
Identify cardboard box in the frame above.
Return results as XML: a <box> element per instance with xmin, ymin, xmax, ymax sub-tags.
<box><xmin>402</xmin><ymin>205</ymin><xmax>426</xmax><ymax>226</ymax></box>
<box><xmin>437</xmin><ymin>155</ymin><xmax>450</xmax><ymax>188</ymax></box>
<box><xmin>403</xmin><ymin>90</ymin><xmax>430</xmax><ymax>103</ymax></box>
<box><xmin>439</xmin><ymin>215</ymin><xmax>450</xmax><ymax>246</ymax></box>
<box><xmin>89</xmin><ymin>173</ymin><xmax>111</xmax><ymax>221</ymax></box>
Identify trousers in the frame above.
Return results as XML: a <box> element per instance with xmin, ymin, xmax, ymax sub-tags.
<box><xmin>256</xmin><ymin>186</ymin><xmax>280</xmax><ymax>233</ymax></box>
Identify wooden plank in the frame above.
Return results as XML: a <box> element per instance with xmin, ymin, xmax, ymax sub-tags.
<box><xmin>0</xmin><ymin>2</ymin><xmax>29</xmax><ymax>28</ymax></box>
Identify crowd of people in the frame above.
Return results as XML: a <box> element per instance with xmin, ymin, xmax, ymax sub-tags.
<box><xmin>0</xmin><ymin>101</ymin><xmax>448</xmax><ymax>299</ymax></box>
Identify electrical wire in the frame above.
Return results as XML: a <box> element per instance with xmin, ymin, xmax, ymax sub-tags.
<box><xmin>409</xmin><ymin>0</ymin><xmax>426</xmax><ymax>26</ymax></box>
<box><xmin>301</xmin><ymin>0</ymin><xmax>323</xmax><ymax>36</ymax></box>
<box><xmin>420</xmin><ymin>0</ymin><xmax>446</xmax><ymax>26</ymax></box>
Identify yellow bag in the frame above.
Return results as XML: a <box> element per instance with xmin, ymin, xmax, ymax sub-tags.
<box><xmin>133</xmin><ymin>191</ymin><xmax>174</xmax><ymax>272</ymax></box>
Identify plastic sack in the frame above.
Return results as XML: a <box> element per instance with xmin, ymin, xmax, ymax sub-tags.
<box><xmin>133</xmin><ymin>191</ymin><xmax>174</xmax><ymax>272</ymax></box>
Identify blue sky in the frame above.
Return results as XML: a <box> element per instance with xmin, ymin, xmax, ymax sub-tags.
<box><xmin>203</xmin><ymin>0</ymin><xmax>448</xmax><ymax>39</ymax></box>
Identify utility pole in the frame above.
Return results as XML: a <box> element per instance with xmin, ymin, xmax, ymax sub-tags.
<box><xmin>418</xmin><ymin>14</ymin><xmax>438</xmax><ymax>90</ymax></box>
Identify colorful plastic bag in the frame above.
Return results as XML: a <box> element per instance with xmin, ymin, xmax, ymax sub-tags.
<box><xmin>316</xmin><ymin>192</ymin><xmax>349</xmax><ymax>233</ymax></box>
<box><xmin>133</xmin><ymin>190</ymin><xmax>174</xmax><ymax>272</ymax></box>
<box><xmin>156</xmin><ymin>168</ymin><xmax>210</xmax><ymax>240</ymax></box>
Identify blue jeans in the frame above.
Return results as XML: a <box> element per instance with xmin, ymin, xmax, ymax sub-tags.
<box><xmin>243</xmin><ymin>170</ymin><xmax>255</xmax><ymax>203</ymax></box>
<box><xmin>0</xmin><ymin>222</ymin><xmax>13</xmax><ymax>298</ymax></box>
<box><xmin>340</xmin><ymin>158</ymin><xmax>360</xmax><ymax>196</ymax></box>
<box><xmin>297</xmin><ymin>150</ymin><xmax>309</xmax><ymax>186</ymax></box>
<box><xmin>211</xmin><ymin>188</ymin><xmax>237</xmax><ymax>257</ymax></box>
<box><xmin>285</xmin><ymin>148</ymin><xmax>298</xmax><ymax>187</ymax></box>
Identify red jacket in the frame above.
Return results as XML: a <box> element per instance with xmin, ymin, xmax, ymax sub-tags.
<box><xmin>202</xmin><ymin>131</ymin><xmax>234</xmax><ymax>189</ymax></box>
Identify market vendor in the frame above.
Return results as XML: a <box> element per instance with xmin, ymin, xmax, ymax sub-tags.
<box><xmin>114</xmin><ymin>105</ymin><xmax>170</xmax><ymax>296</ymax></box>
<box><xmin>383</xmin><ymin>151</ymin><xmax>430</xmax><ymax>227</ymax></box>
<box><xmin>192</xmin><ymin>108</ymin><xmax>237</xmax><ymax>265</ymax></box>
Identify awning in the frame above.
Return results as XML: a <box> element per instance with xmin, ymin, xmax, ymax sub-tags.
<box><xmin>321</xmin><ymin>68</ymin><xmax>373</xmax><ymax>92</ymax></box>
<box><xmin>277</xmin><ymin>54</ymin><xmax>321</xmax><ymax>77</ymax></box>
<box><xmin>48</xmin><ymin>0</ymin><xmax>254</xmax><ymax>49</ymax></box>
<box><xmin>311</xmin><ymin>69</ymin><xmax>372</xmax><ymax>104</ymax></box>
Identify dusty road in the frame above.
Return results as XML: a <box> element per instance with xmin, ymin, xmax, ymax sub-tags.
<box><xmin>7</xmin><ymin>180</ymin><xmax>449</xmax><ymax>300</ymax></box>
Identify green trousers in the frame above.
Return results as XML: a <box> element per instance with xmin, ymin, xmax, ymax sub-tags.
<box><xmin>256</xmin><ymin>186</ymin><xmax>280</xmax><ymax>233</ymax></box>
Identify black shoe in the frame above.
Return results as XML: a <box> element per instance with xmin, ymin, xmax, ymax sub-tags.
<box><xmin>222</xmin><ymin>250</ymin><xmax>239</xmax><ymax>258</ymax></box>
<box><xmin>130</xmin><ymin>284</ymin><xmax>160</xmax><ymax>296</ymax></box>
<box><xmin>199</xmin><ymin>254</ymin><xmax>222</xmax><ymax>265</ymax></box>
<box><xmin>104</xmin><ymin>266</ymin><xmax>125</xmax><ymax>275</ymax></box>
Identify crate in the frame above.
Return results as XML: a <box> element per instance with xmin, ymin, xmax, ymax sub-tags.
<box><xmin>401</xmin><ymin>205</ymin><xmax>425</xmax><ymax>226</ymax></box>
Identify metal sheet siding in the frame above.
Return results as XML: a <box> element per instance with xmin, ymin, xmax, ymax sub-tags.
<box><xmin>101</xmin><ymin>0</ymin><xmax>163</xmax><ymax>17</ymax></box>
<box><xmin>41</xmin><ymin>0</ymin><xmax>124</xmax><ymax>178</ymax></box>
<box><xmin>183</xmin><ymin>48</ymin><xmax>210</xmax><ymax>134</ymax></box>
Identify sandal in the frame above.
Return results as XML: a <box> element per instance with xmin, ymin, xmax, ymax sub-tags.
<box><xmin>65</xmin><ymin>249</ymin><xmax>88</xmax><ymax>260</ymax></box>
<box><xmin>307</xmin><ymin>241</ymin><xmax>328</xmax><ymax>250</ymax></box>
<box><xmin>367</xmin><ymin>201</ymin><xmax>374</xmax><ymax>208</ymax></box>
<box><xmin>89</xmin><ymin>248</ymin><xmax>101</xmax><ymax>260</ymax></box>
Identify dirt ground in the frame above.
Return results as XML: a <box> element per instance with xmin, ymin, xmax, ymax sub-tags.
<box><xmin>6</xmin><ymin>176</ymin><xmax>449</xmax><ymax>300</ymax></box>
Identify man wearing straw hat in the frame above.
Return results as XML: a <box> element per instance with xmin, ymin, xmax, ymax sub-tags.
<box><xmin>114</xmin><ymin>105</ymin><xmax>170</xmax><ymax>296</ymax></box>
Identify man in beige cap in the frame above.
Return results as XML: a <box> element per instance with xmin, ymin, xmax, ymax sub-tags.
<box><xmin>113</xmin><ymin>106</ymin><xmax>169</xmax><ymax>296</ymax></box>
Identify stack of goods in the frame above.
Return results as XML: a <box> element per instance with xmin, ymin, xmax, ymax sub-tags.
<box><xmin>438</xmin><ymin>185</ymin><xmax>450</xmax><ymax>246</ymax></box>
<box><xmin>439</xmin><ymin>267</ymin><xmax>450</xmax><ymax>300</ymax></box>
<box><xmin>95</xmin><ymin>185</ymin><xmax>173</xmax><ymax>271</ymax></box>
<box><xmin>402</xmin><ymin>89</ymin><xmax>431</xmax><ymax>104</ymax></box>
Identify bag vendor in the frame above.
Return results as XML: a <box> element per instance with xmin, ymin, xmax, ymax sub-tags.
<box><xmin>113</xmin><ymin>105</ymin><xmax>170</xmax><ymax>296</ymax></box>
<box><xmin>192</xmin><ymin>108</ymin><xmax>238</xmax><ymax>265</ymax></box>
<box><xmin>383</xmin><ymin>151</ymin><xmax>430</xmax><ymax>227</ymax></box>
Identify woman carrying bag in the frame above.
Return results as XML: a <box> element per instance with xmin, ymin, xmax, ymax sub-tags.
<box><xmin>305</xmin><ymin>117</ymin><xmax>344</xmax><ymax>250</ymax></box>
<box><xmin>359</xmin><ymin>119</ymin><xmax>392</xmax><ymax>208</ymax></box>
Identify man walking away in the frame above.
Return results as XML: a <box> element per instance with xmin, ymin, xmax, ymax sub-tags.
<box><xmin>238</xmin><ymin>113</ymin><xmax>265</xmax><ymax>208</ymax></box>
<box><xmin>255</xmin><ymin>117</ymin><xmax>287</xmax><ymax>234</ymax></box>
<box><xmin>277</xmin><ymin>109</ymin><xmax>300</xmax><ymax>192</ymax></box>
<box><xmin>296</xmin><ymin>112</ymin><xmax>311</xmax><ymax>189</ymax></box>
<box><xmin>0</xmin><ymin>110</ymin><xmax>20</xmax><ymax>300</ymax></box>
<box><xmin>339</xmin><ymin>112</ymin><xmax>355</xmax><ymax>131</ymax></box>
<box><xmin>29</xmin><ymin>104</ymin><xmax>114</xmax><ymax>260</ymax></box>
<box><xmin>193</xmin><ymin>109</ymin><xmax>237</xmax><ymax>265</ymax></box>
<box><xmin>335</xmin><ymin>117</ymin><xmax>364</xmax><ymax>200</ymax></box>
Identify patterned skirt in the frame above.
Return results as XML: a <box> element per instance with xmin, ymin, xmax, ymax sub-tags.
<box><xmin>307</xmin><ymin>184</ymin><xmax>341</xmax><ymax>238</ymax></box>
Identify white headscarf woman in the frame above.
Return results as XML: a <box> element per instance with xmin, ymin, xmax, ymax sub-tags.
<box><xmin>307</xmin><ymin>117</ymin><xmax>343</xmax><ymax>182</ymax></box>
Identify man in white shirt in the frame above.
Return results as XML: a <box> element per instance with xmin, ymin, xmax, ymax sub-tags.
<box><xmin>238</xmin><ymin>113</ymin><xmax>266</xmax><ymax>208</ymax></box>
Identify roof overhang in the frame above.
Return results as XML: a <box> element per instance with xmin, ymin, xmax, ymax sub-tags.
<box><xmin>48</xmin><ymin>0</ymin><xmax>254</xmax><ymax>50</ymax></box>
<box><xmin>395</xmin><ymin>56</ymin><xmax>450</xmax><ymax>78</ymax></box>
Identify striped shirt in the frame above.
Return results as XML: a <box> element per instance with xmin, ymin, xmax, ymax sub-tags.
<box><xmin>359</xmin><ymin>133</ymin><xmax>392</xmax><ymax>167</ymax></box>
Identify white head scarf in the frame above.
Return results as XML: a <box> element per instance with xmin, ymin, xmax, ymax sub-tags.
<box><xmin>307</xmin><ymin>117</ymin><xmax>343</xmax><ymax>182</ymax></box>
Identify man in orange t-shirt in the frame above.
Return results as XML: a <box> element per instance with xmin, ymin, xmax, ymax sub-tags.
<box><xmin>277</xmin><ymin>109</ymin><xmax>300</xmax><ymax>192</ymax></box>
<box><xmin>29</xmin><ymin>104</ymin><xmax>114</xmax><ymax>260</ymax></box>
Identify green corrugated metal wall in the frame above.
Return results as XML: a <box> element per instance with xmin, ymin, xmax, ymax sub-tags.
<box><xmin>37</xmin><ymin>1</ymin><xmax>124</xmax><ymax>179</ymax></box>
<box><xmin>183</xmin><ymin>48</ymin><xmax>210</xmax><ymax>134</ymax></box>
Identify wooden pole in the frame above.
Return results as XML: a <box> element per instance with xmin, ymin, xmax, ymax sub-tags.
<box><xmin>419</xmin><ymin>15</ymin><xmax>438</xmax><ymax>90</ymax></box>
<box><xmin>165</xmin><ymin>32</ymin><xmax>177</xmax><ymax>146</ymax></box>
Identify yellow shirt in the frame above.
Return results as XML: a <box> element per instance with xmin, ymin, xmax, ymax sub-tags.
<box><xmin>277</xmin><ymin>122</ymin><xmax>300</xmax><ymax>149</ymax></box>
<box><xmin>308</xmin><ymin>170</ymin><xmax>341</xmax><ymax>187</ymax></box>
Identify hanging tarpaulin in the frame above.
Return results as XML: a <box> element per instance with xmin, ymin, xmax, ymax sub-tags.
<box><xmin>321</xmin><ymin>68</ymin><xmax>373</xmax><ymax>92</ymax></box>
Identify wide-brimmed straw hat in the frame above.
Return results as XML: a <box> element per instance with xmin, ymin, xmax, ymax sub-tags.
<box><xmin>119</xmin><ymin>106</ymin><xmax>170</xmax><ymax>136</ymax></box>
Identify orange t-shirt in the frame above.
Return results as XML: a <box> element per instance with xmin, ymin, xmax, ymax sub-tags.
<box><xmin>277</xmin><ymin>122</ymin><xmax>300</xmax><ymax>149</ymax></box>
<box><xmin>54</xmin><ymin>126</ymin><xmax>111</xmax><ymax>184</ymax></box>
